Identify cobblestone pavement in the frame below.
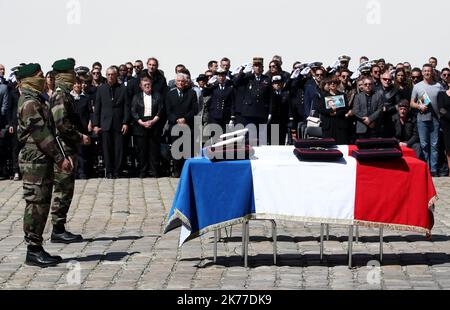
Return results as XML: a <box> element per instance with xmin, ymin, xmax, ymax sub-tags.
<box><xmin>0</xmin><ymin>176</ymin><xmax>449</xmax><ymax>290</ymax></box>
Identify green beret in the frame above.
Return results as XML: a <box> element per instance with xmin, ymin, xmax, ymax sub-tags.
<box><xmin>52</xmin><ymin>58</ymin><xmax>76</xmax><ymax>73</ymax></box>
<box><xmin>16</xmin><ymin>63</ymin><xmax>41</xmax><ymax>79</ymax></box>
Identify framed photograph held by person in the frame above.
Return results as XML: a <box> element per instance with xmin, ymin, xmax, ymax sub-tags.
<box><xmin>324</xmin><ymin>95</ymin><xmax>346</xmax><ymax>109</ymax></box>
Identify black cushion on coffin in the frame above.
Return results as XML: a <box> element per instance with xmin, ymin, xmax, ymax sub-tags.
<box><xmin>294</xmin><ymin>138</ymin><xmax>337</xmax><ymax>149</ymax></box>
<box><xmin>293</xmin><ymin>147</ymin><xmax>343</xmax><ymax>161</ymax></box>
<box><xmin>355</xmin><ymin>138</ymin><xmax>399</xmax><ymax>149</ymax></box>
<box><xmin>206</xmin><ymin>145</ymin><xmax>255</xmax><ymax>161</ymax></box>
<box><xmin>351</xmin><ymin>148</ymin><xmax>403</xmax><ymax>161</ymax></box>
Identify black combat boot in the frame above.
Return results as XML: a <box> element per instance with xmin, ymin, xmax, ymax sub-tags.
<box><xmin>51</xmin><ymin>225</ymin><xmax>83</xmax><ymax>244</ymax></box>
<box><xmin>25</xmin><ymin>245</ymin><xmax>62</xmax><ymax>268</ymax></box>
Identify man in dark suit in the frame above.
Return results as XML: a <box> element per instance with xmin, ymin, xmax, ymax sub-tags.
<box><xmin>352</xmin><ymin>77</ymin><xmax>384</xmax><ymax>138</ymax></box>
<box><xmin>165</xmin><ymin>73</ymin><xmax>198</xmax><ymax>177</ymax></box>
<box><xmin>93</xmin><ymin>66</ymin><xmax>130</xmax><ymax>178</ymax></box>
<box><xmin>373</xmin><ymin>70</ymin><xmax>402</xmax><ymax>138</ymax></box>
<box><xmin>131</xmin><ymin>77</ymin><xmax>163</xmax><ymax>178</ymax></box>
<box><xmin>393</xmin><ymin>100</ymin><xmax>421</xmax><ymax>157</ymax></box>
<box><xmin>203</xmin><ymin>68</ymin><xmax>234</xmax><ymax>130</ymax></box>
<box><xmin>303</xmin><ymin>63</ymin><xmax>324</xmax><ymax>119</ymax></box>
<box><xmin>269</xmin><ymin>75</ymin><xmax>291</xmax><ymax>145</ymax></box>
<box><xmin>233</xmin><ymin>57</ymin><xmax>271</xmax><ymax>144</ymax></box>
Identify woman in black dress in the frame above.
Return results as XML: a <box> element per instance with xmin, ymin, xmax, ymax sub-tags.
<box><xmin>394</xmin><ymin>68</ymin><xmax>412</xmax><ymax>101</ymax></box>
<box><xmin>317</xmin><ymin>77</ymin><xmax>351</xmax><ymax>144</ymax></box>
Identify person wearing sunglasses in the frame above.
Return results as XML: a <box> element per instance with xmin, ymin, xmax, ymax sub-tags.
<box><xmin>266</xmin><ymin>60</ymin><xmax>283</xmax><ymax>82</ymax></box>
<box><xmin>338</xmin><ymin>68</ymin><xmax>357</xmax><ymax>106</ymax></box>
<box><xmin>265</xmin><ymin>56</ymin><xmax>290</xmax><ymax>82</ymax></box>
<box><xmin>317</xmin><ymin>77</ymin><xmax>351</xmax><ymax>144</ymax></box>
<box><xmin>439</xmin><ymin>68</ymin><xmax>450</xmax><ymax>90</ymax></box>
<box><xmin>374</xmin><ymin>70</ymin><xmax>402</xmax><ymax>137</ymax></box>
<box><xmin>133</xmin><ymin>60</ymin><xmax>144</xmax><ymax>77</ymax></box>
<box><xmin>411</xmin><ymin>67</ymin><xmax>423</xmax><ymax>85</ymax></box>
<box><xmin>303</xmin><ymin>63</ymin><xmax>324</xmax><ymax>120</ymax></box>
<box><xmin>352</xmin><ymin>77</ymin><xmax>384</xmax><ymax>138</ymax></box>
<box><xmin>370</xmin><ymin>65</ymin><xmax>382</xmax><ymax>90</ymax></box>
<box><xmin>91</xmin><ymin>68</ymin><xmax>105</xmax><ymax>88</ymax></box>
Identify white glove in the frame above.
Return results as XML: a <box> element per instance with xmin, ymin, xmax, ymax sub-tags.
<box><xmin>267</xmin><ymin>114</ymin><xmax>272</xmax><ymax>123</ymax></box>
<box><xmin>291</xmin><ymin>68</ymin><xmax>301</xmax><ymax>79</ymax></box>
<box><xmin>301</xmin><ymin>67</ymin><xmax>311</xmax><ymax>76</ymax></box>
<box><xmin>243</xmin><ymin>63</ymin><xmax>253</xmax><ymax>74</ymax></box>
<box><xmin>207</xmin><ymin>75</ymin><xmax>217</xmax><ymax>85</ymax></box>
<box><xmin>231</xmin><ymin>65</ymin><xmax>243</xmax><ymax>76</ymax></box>
<box><xmin>228</xmin><ymin>119</ymin><xmax>234</xmax><ymax>126</ymax></box>
<box><xmin>351</xmin><ymin>70</ymin><xmax>361</xmax><ymax>80</ymax></box>
<box><xmin>330</xmin><ymin>60</ymin><xmax>340</xmax><ymax>70</ymax></box>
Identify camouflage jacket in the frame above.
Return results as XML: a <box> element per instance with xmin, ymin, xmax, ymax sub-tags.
<box><xmin>17</xmin><ymin>89</ymin><xmax>64</xmax><ymax>164</ymax></box>
<box><xmin>49</xmin><ymin>83</ymin><xmax>83</xmax><ymax>153</ymax></box>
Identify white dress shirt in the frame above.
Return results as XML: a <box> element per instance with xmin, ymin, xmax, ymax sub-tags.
<box><xmin>143</xmin><ymin>92</ymin><xmax>152</xmax><ymax>117</ymax></box>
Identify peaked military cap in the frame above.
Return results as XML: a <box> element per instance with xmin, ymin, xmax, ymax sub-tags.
<box><xmin>339</xmin><ymin>55</ymin><xmax>351</xmax><ymax>62</ymax></box>
<box><xmin>52</xmin><ymin>58</ymin><xmax>76</xmax><ymax>73</ymax></box>
<box><xmin>196</xmin><ymin>74</ymin><xmax>208</xmax><ymax>82</ymax></box>
<box><xmin>308</xmin><ymin>62</ymin><xmax>323</xmax><ymax>70</ymax></box>
<box><xmin>253</xmin><ymin>57</ymin><xmax>264</xmax><ymax>66</ymax></box>
<box><xmin>216</xmin><ymin>68</ymin><xmax>227</xmax><ymax>75</ymax></box>
<box><xmin>272</xmin><ymin>75</ymin><xmax>283</xmax><ymax>83</ymax></box>
<box><xmin>75</xmin><ymin>66</ymin><xmax>90</xmax><ymax>75</ymax></box>
<box><xmin>295</xmin><ymin>63</ymin><xmax>309</xmax><ymax>70</ymax></box>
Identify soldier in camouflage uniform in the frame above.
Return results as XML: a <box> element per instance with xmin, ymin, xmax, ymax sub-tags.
<box><xmin>49</xmin><ymin>58</ymin><xmax>91</xmax><ymax>243</ymax></box>
<box><xmin>16</xmin><ymin>63</ymin><xmax>72</xmax><ymax>267</ymax></box>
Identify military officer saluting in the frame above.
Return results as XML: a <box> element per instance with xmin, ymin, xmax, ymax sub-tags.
<box><xmin>49</xmin><ymin>58</ymin><xmax>91</xmax><ymax>243</ymax></box>
<box><xmin>16</xmin><ymin>63</ymin><xmax>72</xmax><ymax>267</ymax></box>
<box><xmin>232</xmin><ymin>57</ymin><xmax>271</xmax><ymax>143</ymax></box>
<box><xmin>203</xmin><ymin>68</ymin><xmax>234</xmax><ymax>131</ymax></box>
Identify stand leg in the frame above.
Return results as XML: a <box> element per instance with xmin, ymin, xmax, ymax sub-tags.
<box><xmin>244</xmin><ymin>221</ymin><xmax>249</xmax><ymax>268</ymax></box>
<box><xmin>241</xmin><ymin>221</ymin><xmax>246</xmax><ymax>257</ymax></box>
<box><xmin>271</xmin><ymin>220</ymin><xmax>277</xmax><ymax>265</ymax></box>
<box><xmin>348</xmin><ymin>225</ymin><xmax>354</xmax><ymax>268</ymax></box>
<box><xmin>379</xmin><ymin>227</ymin><xmax>384</xmax><ymax>263</ymax></box>
<box><xmin>355</xmin><ymin>225</ymin><xmax>359</xmax><ymax>243</ymax></box>
<box><xmin>326</xmin><ymin>224</ymin><xmax>330</xmax><ymax>241</ymax></box>
<box><xmin>320</xmin><ymin>223</ymin><xmax>325</xmax><ymax>262</ymax></box>
<box><xmin>214</xmin><ymin>229</ymin><xmax>218</xmax><ymax>263</ymax></box>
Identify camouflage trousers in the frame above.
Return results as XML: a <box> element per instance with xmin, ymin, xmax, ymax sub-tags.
<box><xmin>19</xmin><ymin>148</ymin><xmax>54</xmax><ymax>246</ymax></box>
<box><xmin>50</xmin><ymin>155</ymin><xmax>77</xmax><ymax>226</ymax></box>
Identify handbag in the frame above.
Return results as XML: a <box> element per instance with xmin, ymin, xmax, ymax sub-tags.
<box><xmin>306</xmin><ymin>99</ymin><xmax>321</xmax><ymax>127</ymax></box>
<box><xmin>306</xmin><ymin>116</ymin><xmax>321</xmax><ymax>127</ymax></box>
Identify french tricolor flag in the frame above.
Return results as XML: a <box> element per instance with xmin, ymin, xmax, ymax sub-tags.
<box><xmin>165</xmin><ymin>146</ymin><xmax>436</xmax><ymax>245</ymax></box>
